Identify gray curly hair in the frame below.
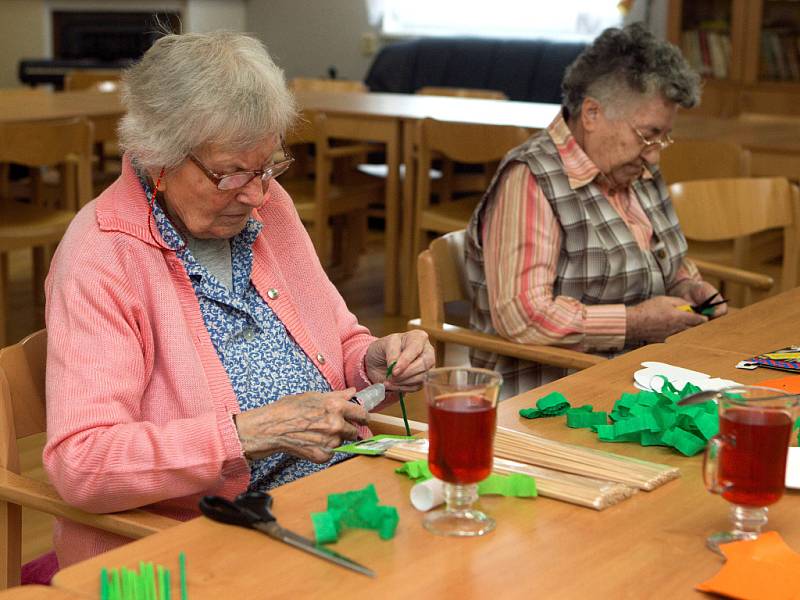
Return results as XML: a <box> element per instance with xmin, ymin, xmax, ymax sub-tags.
<box><xmin>562</xmin><ymin>23</ymin><xmax>701</xmax><ymax>119</ymax></box>
<box><xmin>118</xmin><ymin>31</ymin><xmax>297</xmax><ymax>171</ymax></box>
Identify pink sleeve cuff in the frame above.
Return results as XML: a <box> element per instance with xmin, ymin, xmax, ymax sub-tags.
<box><xmin>583</xmin><ymin>304</ymin><xmax>627</xmax><ymax>351</ymax></box>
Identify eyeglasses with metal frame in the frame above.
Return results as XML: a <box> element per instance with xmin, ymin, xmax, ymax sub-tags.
<box><xmin>187</xmin><ymin>138</ymin><xmax>295</xmax><ymax>191</ymax></box>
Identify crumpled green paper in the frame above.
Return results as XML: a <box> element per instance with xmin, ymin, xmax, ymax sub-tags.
<box><xmin>311</xmin><ymin>484</ymin><xmax>399</xmax><ymax>544</ymax></box>
<box><xmin>395</xmin><ymin>460</ymin><xmax>537</xmax><ymax>497</ymax></box>
<box><xmin>519</xmin><ymin>391</ymin><xmax>571</xmax><ymax>419</ymax></box>
<box><xmin>563</xmin><ymin>379</ymin><xmax>718</xmax><ymax>456</ymax></box>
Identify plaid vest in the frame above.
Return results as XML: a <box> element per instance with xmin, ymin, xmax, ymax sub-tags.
<box><xmin>465</xmin><ymin>129</ymin><xmax>688</xmax><ymax>398</ymax></box>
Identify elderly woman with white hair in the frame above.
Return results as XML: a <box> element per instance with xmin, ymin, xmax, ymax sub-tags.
<box><xmin>43</xmin><ymin>30</ymin><xmax>433</xmax><ymax>566</ymax></box>
<box><xmin>465</xmin><ymin>23</ymin><xmax>727</xmax><ymax>399</ymax></box>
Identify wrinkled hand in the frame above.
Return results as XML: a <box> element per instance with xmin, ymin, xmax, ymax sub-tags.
<box><xmin>671</xmin><ymin>279</ymin><xmax>728</xmax><ymax>318</ymax></box>
<box><xmin>234</xmin><ymin>388</ymin><xmax>368</xmax><ymax>463</ymax></box>
<box><xmin>626</xmin><ymin>296</ymin><xmax>707</xmax><ymax>344</ymax></box>
<box><xmin>364</xmin><ymin>330</ymin><xmax>435</xmax><ymax>392</ymax></box>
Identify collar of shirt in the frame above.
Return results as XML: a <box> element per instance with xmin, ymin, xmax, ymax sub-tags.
<box><xmin>547</xmin><ymin>110</ymin><xmax>654</xmax><ymax>192</ymax></box>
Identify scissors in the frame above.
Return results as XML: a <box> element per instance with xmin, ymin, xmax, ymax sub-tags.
<box><xmin>677</xmin><ymin>291</ymin><xmax>728</xmax><ymax>315</ymax></box>
<box><xmin>199</xmin><ymin>491</ymin><xmax>375</xmax><ymax>578</ymax></box>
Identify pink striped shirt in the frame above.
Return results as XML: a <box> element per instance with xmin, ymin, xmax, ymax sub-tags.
<box><xmin>482</xmin><ymin>116</ymin><xmax>699</xmax><ymax>352</ymax></box>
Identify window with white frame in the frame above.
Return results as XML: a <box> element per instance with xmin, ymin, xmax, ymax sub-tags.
<box><xmin>374</xmin><ymin>0</ymin><xmax>623</xmax><ymax>42</ymax></box>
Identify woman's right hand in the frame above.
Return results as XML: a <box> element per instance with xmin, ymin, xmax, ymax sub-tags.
<box><xmin>234</xmin><ymin>388</ymin><xmax>368</xmax><ymax>463</ymax></box>
<box><xmin>625</xmin><ymin>296</ymin><xmax>707</xmax><ymax>344</ymax></box>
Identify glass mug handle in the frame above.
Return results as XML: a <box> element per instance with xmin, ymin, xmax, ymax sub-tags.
<box><xmin>703</xmin><ymin>435</ymin><xmax>726</xmax><ymax>494</ymax></box>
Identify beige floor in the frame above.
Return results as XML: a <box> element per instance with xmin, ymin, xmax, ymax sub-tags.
<box><xmin>6</xmin><ymin>229</ymin><xmax>424</xmax><ymax>565</ymax></box>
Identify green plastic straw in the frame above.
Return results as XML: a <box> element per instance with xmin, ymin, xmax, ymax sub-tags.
<box><xmin>111</xmin><ymin>569</ymin><xmax>121</xmax><ymax>600</ymax></box>
<box><xmin>387</xmin><ymin>361</ymin><xmax>411</xmax><ymax>436</ymax></box>
<box><xmin>100</xmin><ymin>568</ymin><xmax>109</xmax><ymax>600</ymax></box>
<box><xmin>179</xmin><ymin>552</ymin><xmax>187</xmax><ymax>600</ymax></box>
<box><xmin>157</xmin><ymin>565</ymin><xmax>166</xmax><ymax>600</ymax></box>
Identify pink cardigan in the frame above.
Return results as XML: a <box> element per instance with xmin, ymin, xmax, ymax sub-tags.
<box><xmin>43</xmin><ymin>157</ymin><xmax>375</xmax><ymax>567</ymax></box>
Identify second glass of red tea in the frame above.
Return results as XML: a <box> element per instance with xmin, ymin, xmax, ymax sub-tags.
<box><xmin>703</xmin><ymin>385</ymin><xmax>799</xmax><ymax>553</ymax></box>
<box><xmin>423</xmin><ymin>367</ymin><xmax>502</xmax><ymax>537</ymax></box>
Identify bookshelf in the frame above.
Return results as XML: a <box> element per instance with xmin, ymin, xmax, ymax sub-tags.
<box><xmin>668</xmin><ymin>0</ymin><xmax>800</xmax><ymax>116</ymax></box>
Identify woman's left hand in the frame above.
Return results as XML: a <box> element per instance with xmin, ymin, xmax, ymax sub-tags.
<box><xmin>364</xmin><ymin>330</ymin><xmax>435</xmax><ymax>392</ymax></box>
<box><xmin>675</xmin><ymin>280</ymin><xmax>728</xmax><ymax>318</ymax></box>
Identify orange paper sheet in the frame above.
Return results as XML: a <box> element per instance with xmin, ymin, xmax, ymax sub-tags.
<box><xmin>696</xmin><ymin>531</ymin><xmax>800</xmax><ymax>600</ymax></box>
<box><xmin>756</xmin><ymin>375</ymin><xmax>800</xmax><ymax>394</ymax></box>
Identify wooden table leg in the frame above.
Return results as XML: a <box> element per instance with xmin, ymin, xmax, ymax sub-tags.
<box><xmin>383</xmin><ymin>121</ymin><xmax>401</xmax><ymax>316</ymax></box>
<box><xmin>400</xmin><ymin>118</ymin><xmax>418</xmax><ymax>317</ymax></box>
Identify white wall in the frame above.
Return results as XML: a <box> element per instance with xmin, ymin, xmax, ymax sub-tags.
<box><xmin>246</xmin><ymin>0</ymin><xmax>379</xmax><ymax>81</ymax></box>
<box><xmin>0</xmin><ymin>1</ymin><xmax>47</xmax><ymax>88</ymax></box>
<box><xmin>184</xmin><ymin>0</ymin><xmax>246</xmax><ymax>33</ymax></box>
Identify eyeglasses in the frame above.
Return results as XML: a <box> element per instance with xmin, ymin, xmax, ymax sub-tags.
<box><xmin>187</xmin><ymin>139</ymin><xmax>294</xmax><ymax>191</ymax></box>
<box><xmin>628</xmin><ymin>122</ymin><xmax>674</xmax><ymax>151</ymax></box>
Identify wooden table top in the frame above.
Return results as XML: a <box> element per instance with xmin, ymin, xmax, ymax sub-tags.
<box><xmin>0</xmin><ymin>90</ymin><xmax>123</xmax><ymax>123</ymax></box>
<box><xmin>666</xmin><ymin>287</ymin><xmax>800</xmax><ymax>356</ymax></box>
<box><xmin>0</xmin><ymin>585</ymin><xmax>84</xmax><ymax>599</ymax></box>
<box><xmin>2</xmin><ymin>88</ymin><xmax>799</xmax><ymax>154</ymax></box>
<box><xmin>52</xmin><ymin>343</ymin><xmax>800</xmax><ymax>599</ymax></box>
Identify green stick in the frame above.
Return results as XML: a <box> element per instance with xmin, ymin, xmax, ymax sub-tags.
<box><xmin>165</xmin><ymin>568</ymin><xmax>171</xmax><ymax>600</ymax></box>
<box><xmin>179</xmin><ymin>552</ymin><xmax>187</xmax><ymax>600</ymax></box>
<box><xmin>100</xmin><ymin>568</ymin><xmax>109</xmax><ymax>600</ymax></box>
<box><xmin>387</xmin><ymin>361</ymin><xmax>411</xmax><ymax>436</ymax></box>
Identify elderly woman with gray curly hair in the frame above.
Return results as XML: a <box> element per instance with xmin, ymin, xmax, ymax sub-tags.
<box><xmin>43</xmin><ymin>30</ymin><xmax>433</xmax><ymax>566</ymax></box>
<box><xmin>465</xmin><ymin>23</ymin><xmax>727</xmax><ymax>399</ymax></box>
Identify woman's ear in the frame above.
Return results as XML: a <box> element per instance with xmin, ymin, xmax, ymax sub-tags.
<box><xmin>581</xmin><ymin>97</ymin><xmax>602</xmax><ymax>132</ymax></box>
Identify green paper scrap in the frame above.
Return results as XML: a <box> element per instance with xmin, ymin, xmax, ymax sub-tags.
<box><xmin>477</xmin><ymin>473</ymin><xmax>538</xmax><ymax>497</ymax></box>
<box><xmin>794</xmin><ymin>417</ymin><xmax>800</xmax><ymax>445</ymax></box>
<box><xmin>394</xmin><ymin>459</ymin><xmax>433</xmax><ymax>481</ymax></box>
<box><xmin>573</xmin><ymin>380</ymin><xmax>718</xmax><ymax>456</ymax></box>
<box><xmin>101</xmin><ymin>568</ymin><xmax>109</xmax><ymax>600</ymax></box>
<box><xmin>311</xmin><ymin>483</ymin><xmax>399</xmax><ymax>544</ymax></box>
<box><xmin>395</xmin><ymin>459</ymin><xmax>537</xmax><ymax>498</ymax></box>
<box><xmin>519</xmin><ymin>391</ymin><xmax>571</xmax><ymax>419</ymax></box>
<box><xmin>566</xmin><ymin>405</ymin><xmax>608</xmax><ymax>429</ymax></box>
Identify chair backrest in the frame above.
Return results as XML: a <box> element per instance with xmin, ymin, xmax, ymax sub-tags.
<box><xmin>63</xmin><ymin>69</ymin><xmax>122</xmax><ymax>92</ymax></box>
<box><xmin>417</xmin><ymin>117</ymin><xmax>529</xmax><ymax>166</ymax></box>
<box><xmin>659</xmin><ymin>140</ymin><xmax>750</xmax><ymax>184</ymax></box>
<box><xmin>0</xmin><ymin>330</ymin><xmax>47</xmax><ymax>474</ymax></box>
<box><xmin>670</xmin><ymin>177</ymin><xmax>800</xmax><ymax>291</ymax></box>
<box><xmin>289</xmin><ymin>77</ymin><xmax>368</xmax><ymax>93</ymax></box>
<box><xmin>418</xmin><ymin>230</ymin><xmax>470</xmax><ymax>327</ymax></box>
<box><xmin>0</xmin><ymin>118</ymin><xmax>94</xmax><ymax>210</ymax></box>
<box><xmin>417</xmin><ymin>86</ymin><xmax>507</xmax><ymax>100</ymax></box>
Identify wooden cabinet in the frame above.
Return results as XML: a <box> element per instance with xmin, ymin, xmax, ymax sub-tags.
<box><xmin>668</xmin><ymin>0</ymin><xmax>800</xmax><ymax>116</ymax></box>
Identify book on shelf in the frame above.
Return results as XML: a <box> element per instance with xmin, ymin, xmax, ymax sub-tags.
<box><xmin>760</xmin><ymin>29</ymin><xmax>800</xmax><ymax>82</ymax></box>
<box><xmin>681</xmin><ymin>29</ymin><xmax>730</xmax><ymax>79</ymax></box>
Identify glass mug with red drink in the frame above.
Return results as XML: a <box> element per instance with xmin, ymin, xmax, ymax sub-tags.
<box><xmin>423</xmin><ymin>367</ymin><xmax>502</xmax><ymax>537</ymax></box>
<box><xmin>704</xmin><ymin>385</ymin><xmax>799</xmax><ymax>553</ymax></box>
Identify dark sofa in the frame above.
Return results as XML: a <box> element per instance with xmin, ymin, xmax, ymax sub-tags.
<box><xmin>364</xmin><ymin>37</ymin><xmax>587</xmax><ymax>103</ymax></box>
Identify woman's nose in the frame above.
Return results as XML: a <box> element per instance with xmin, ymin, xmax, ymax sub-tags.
<box><xmin>236</xmin><ymin>176</ymin><xmax>267</xmax><ymax>207</ymax></box>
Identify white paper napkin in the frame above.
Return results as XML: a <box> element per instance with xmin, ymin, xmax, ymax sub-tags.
<box><xmin>633</xmin><ymin>361</ymin><xmax>741</xmax><ymax>393</ymax></box>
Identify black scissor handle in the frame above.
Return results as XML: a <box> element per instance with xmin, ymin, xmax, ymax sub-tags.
<box><xmin>234</xmin><ymin>491</ymin><xmax>277</xmax><ymax>524</ymax></box>
<box><xmin>199</xmin><ymin>495</ymin><xmax>261</xmax><ymax>528</ymax></box>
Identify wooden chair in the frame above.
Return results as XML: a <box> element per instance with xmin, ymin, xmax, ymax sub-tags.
<box><xmin>63</xmin><ymin>69</ymin><xmax>122</xmax><ymax>177</ymax></box>
<box><xmin>659</xmin><ymin>140</ymin><xmax>750</xmax><ymax>184</ymax></box>
<box><xmin>282</xmin><ymin>112</ymin><xmax>383</xmax><ymax>277</ymax></box>
<box><xmin>409</xmin><ymin>230</ymin><xmax>605</xmax><ymax>372</ymax></box>
<box><xmin>660</xmin><ymin>141</ymin><xmax>783</xmax><ymax>303</ymax></box>
<box><xmin>289</xmin><ymin>78</ymin><xmax>368</xmax><ymax>93</ymax></box>
<box><xmin>63</xmin><ymin>70</ymin><xmax>121</xmax><ymax>93</ymax></box>
<box><xmin>408</xmin><ymin>118</ymin><xmax>529</xmax><ymax>311</ymax></box>
<box><xmin>670</xmin><ymin>177</ymin><xmax>800</xmax><ymax>306</ymax></box>
<box><xmin>0</xmin><ymin>118</ymin><xmax>94</xmax><ymax>346</ymax></box>
<box><xmin>0</xmin><ymin>330</ymin><xmax>177</xmax><ymax>588</ymax></box>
